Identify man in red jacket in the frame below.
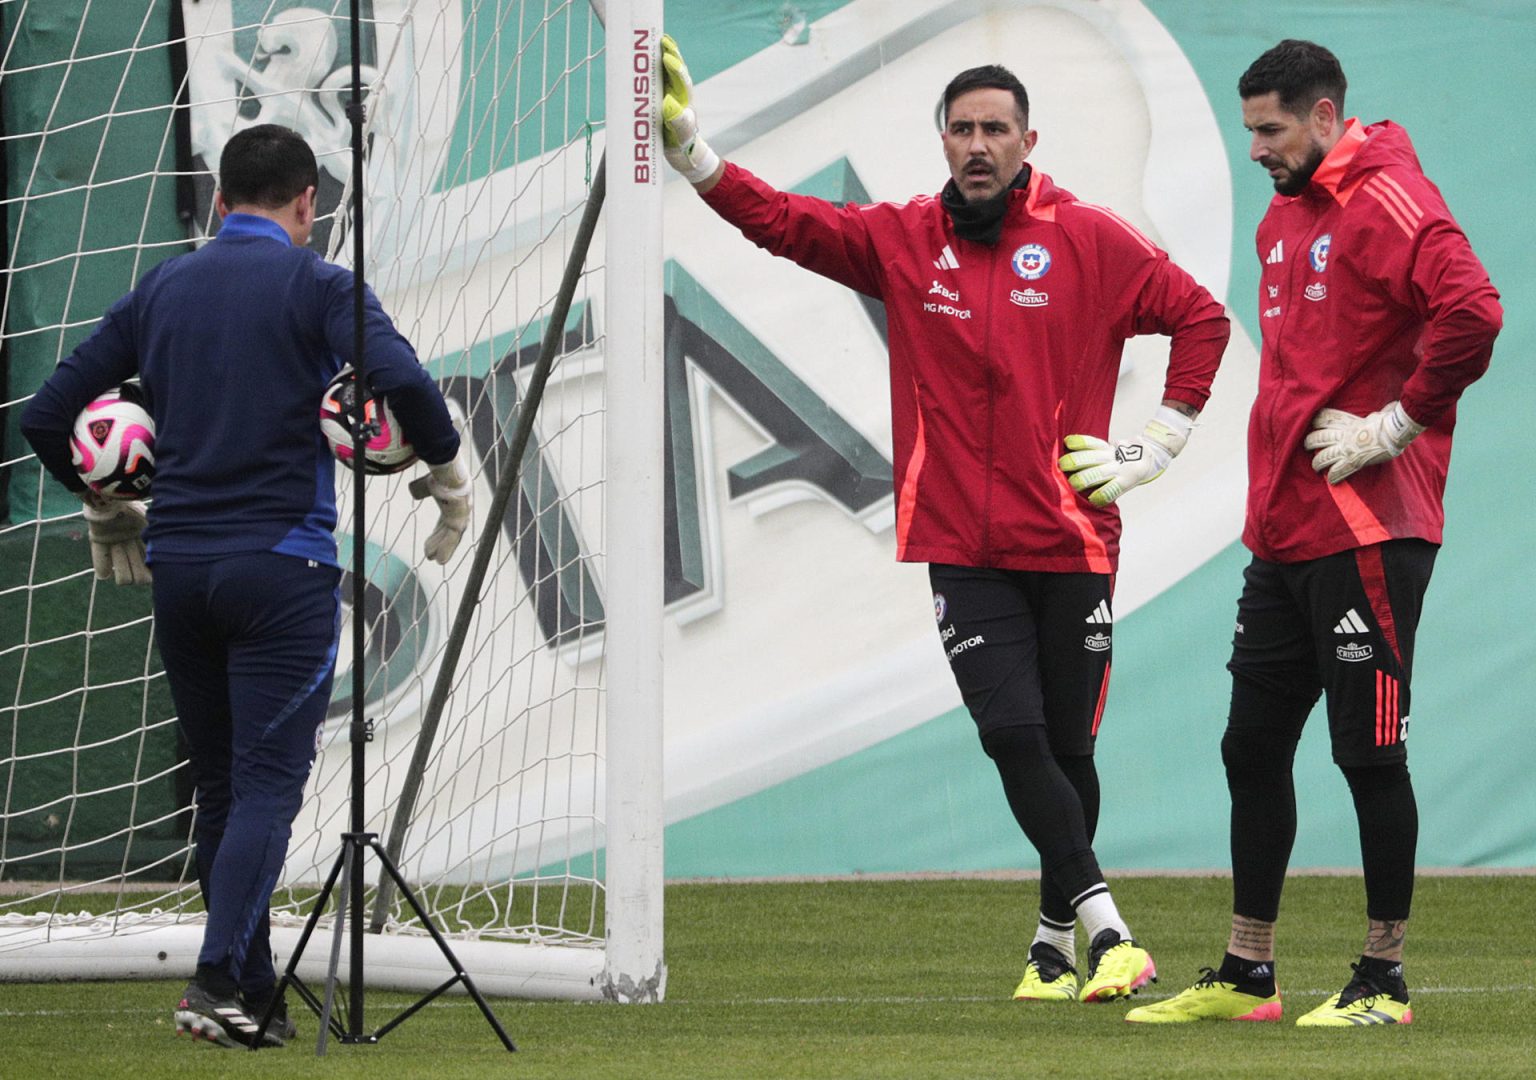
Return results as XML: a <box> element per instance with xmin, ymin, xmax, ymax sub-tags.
<box><xmin>1128</xmin><ymin>40</ymin><xmax>1501</xmax><ymax>1028</ymax></box>
<box><xmin>661</xmin><ymin>38</ymin><xmax>1230</xmax><ymax>1004</ymax></box>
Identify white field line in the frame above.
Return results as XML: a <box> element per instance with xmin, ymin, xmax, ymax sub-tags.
<box><xmin>2</xmin><ymin>983</ymin><xmax>1533</xmax><ymax>1018</ymax></box>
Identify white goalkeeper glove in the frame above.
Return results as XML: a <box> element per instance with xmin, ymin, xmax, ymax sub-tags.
<box><xmin>408</xmin><ymin>451</ymin><xmax>472</xmax><ymax>565</ymax></box>
<box><xmin>660</xmin><ymin>35</ymin><xmax>720</xmax><ymax>184</ymax></box>
<box><xmin>79</xmin><ymin>492</ymin><xmax>151</xmax><ymax>586</ymax></box>
<box><xmin>1303</xmin><ymin>400</ymin><xmax>1425</xmax><ymax>484</ymax></box>
<box><xmin>1058</xmin><ymin>406</ymin><xmax>1195</xmax><ymax>508</ymax></box>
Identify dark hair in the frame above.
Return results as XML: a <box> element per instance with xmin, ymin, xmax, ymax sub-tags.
<box><xmin>218</xmin><ymin>124</ymin><xmax>320</xmax><ymax>209</ymax></box>
<box><xmin>941</xmin><ymin>64</ymin><xmax>1030</xmax><ymax>129</ymax></box>
<box><xmin>1238</xmin><ymin>39</ymin><xmax>1346</xmax><ymax>118</ymax></box>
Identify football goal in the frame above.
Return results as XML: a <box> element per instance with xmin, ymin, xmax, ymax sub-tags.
<box><xmin>0</xmin><ymin>0</ymin><xmax>664</xmax><ymax>1002</ymax></box>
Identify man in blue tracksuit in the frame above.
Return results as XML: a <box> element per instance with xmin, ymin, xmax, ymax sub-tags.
<box><xmin>20</xmin><ymin>124</ymin><xmax>471</xmax><ymax>1048</ymax></box>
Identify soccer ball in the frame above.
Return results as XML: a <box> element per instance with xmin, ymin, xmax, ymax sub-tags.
<box><xmin>319</xmin><ymin>367</ymin><xmax>417</xmax><ymax>475</ymax></box>
<box><xmin>70</xmin><ymin>383</ymin><xmax>155</xmax><ymax>499</ymax></box>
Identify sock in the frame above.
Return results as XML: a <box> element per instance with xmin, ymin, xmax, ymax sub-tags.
<box><xmin>1072</xmin><ymin>885</ymin><xmax>1131</xmax><ymax>945</ymax></box>
<box><xmin>1031</xmin><ymin>914</ymin><xmax>1076</xmax><ymax>966</ymax></box>
<box><xmin>195</xmin><ymin>962</ymin><xmax>239</xmax><ymax>999</ymax></box>
<box><xmin>1356</xmin><ymin>954</ymin><xmax>1407</xmax><ymax>994</ymax></box>
<box><xmin>1217</xmin><ymin>952</ymin><xmax>1277</xmax><ymax>995</ymax></box>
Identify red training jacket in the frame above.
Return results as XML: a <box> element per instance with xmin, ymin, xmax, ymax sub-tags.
<box><xmin>1247</xmin><ymin>119</ymin><xmax>1502</xmax><ymax>563</ymax></box>
<box><xmin>702</xmin><ymin>162</ymin><xmax>1229</xmax><ymax>573</ymax></box>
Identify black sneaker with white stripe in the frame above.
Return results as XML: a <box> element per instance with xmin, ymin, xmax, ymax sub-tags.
<box><xmin>245</xmin><ymin>993</ymin><xmax>298</xmax><ymax>1048</ymax></box>
<box><xmin>174</xmin><ymin>980</ymin><xmax>262</xmax><ymax>1048</ymax></box>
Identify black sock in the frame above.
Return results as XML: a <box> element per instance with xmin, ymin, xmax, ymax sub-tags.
<box><xmin>195</xmin><ymin>962</ymin><xmax>239</xmax><ymax>999</ymax></box>
<box><xmin>1217</xmin><ymin>952</ymin><xmax>1277</xmax><ymax>995</ymax></box>
<box><xmin>1356</xmin><ymin>955</ymin><xmax>1407</xmax><ymax>994</ymax></box>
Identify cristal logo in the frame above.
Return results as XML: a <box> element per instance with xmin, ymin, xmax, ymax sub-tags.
<box><xmin>1084</xmin><ymin>632</ymin><xmax>1111</xmax><ymax>652</ymax></box>
<box><xmin>1336</xmin><ymin>642</ymin><xmax>1373</xmax><ymax>662</ymax></box>
<box><xmin>1009</xmin><ymin>288</ymin><xmax>1048</xmax><ymax>307</ymax></box>
<box><xmin>929</xmin><ymin>280</ymin><xmax>959</xmax><ymax>302</ymax></box>
<box><xmin>1304</xmin><ymin>282</ymin><xmax>1326</xmax><ymax>302</ymax></box>
<box><xmin>1011</xmin><ymin>243</ymin><xmax>1051</xmax><ymax>280</ymax></box>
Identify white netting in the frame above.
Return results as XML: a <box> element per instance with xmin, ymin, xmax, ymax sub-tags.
<box><xmin>1</xmin><ymin>0</ymin><xmax>624</xmax><ymax>994</ymax></box>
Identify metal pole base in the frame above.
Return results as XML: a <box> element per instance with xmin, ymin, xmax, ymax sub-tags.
<box><xmin>250</xmin><ymin>831</ymin><xmax>516</xmax><ymax>1054</ymax></box>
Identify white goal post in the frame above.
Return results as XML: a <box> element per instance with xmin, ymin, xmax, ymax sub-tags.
<box><xmin>0</xmin><ymin>0</ymin><xmax>664</xmax><ymax>1002</ymax></box>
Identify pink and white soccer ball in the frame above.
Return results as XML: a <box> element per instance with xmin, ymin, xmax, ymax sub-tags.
<box><xmin>319</xmin><ymin>367</ymin><xmax>417</xmax><ymax>475</ymax></box>
<box><xmin>70</xmin><ymin>383</ymin><xmax>155</xmax><ymax>499</ymax></box>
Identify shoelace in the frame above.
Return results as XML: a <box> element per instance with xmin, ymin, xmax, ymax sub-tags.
<box><xmin>1336</xmin><ymin>961</ymin><xmax>1400</xmax><ymax>1007</ymax></box>
<box><xmin>1027</xmin><ymin>946</ymin><xmax>1075</xmax><ymax>981</ymax></box>
<box><xmin>1191</xmin><ymin>966</ymin><xmax>1223</xmax><ymax>989</ymax></box>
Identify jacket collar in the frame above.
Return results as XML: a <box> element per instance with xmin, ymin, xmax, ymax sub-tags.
<box><xmin>940</xmin><ymin>165</ymin><xmax>1033</xmax><ymax>245</ymax></box>
<box><xmin>1309</xmin><ymin>118</ymin><xmax>1369</xmax><ymax>198</ymax></box>
<box><xmin>216</xmin><ymin>212</ymin><xmax>294</xmax><ymax>245</ymax></box>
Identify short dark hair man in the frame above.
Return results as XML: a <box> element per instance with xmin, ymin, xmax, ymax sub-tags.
<box><xmin>1127</xmin><ymin>39</ymin><xmax>1502</xmax><ymax>1028</ymax></box>
<box><xmin>660</xmin><ymin>38</ymin><xmax>1231</xmax><ymax>1004</ymax></box>
<box><xmin>20</xmin><ymin>123</ymin><xmax>473</xmax><ymax>1048</ymax></box>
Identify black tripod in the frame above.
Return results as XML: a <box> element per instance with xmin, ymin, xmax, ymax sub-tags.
<box><xmin>249</xmin><ymin>2</ymin><xmax>513</xmax><ymax>1054</ymax></box>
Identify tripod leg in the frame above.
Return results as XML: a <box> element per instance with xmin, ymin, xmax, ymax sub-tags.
<box><xmin>316</xmin><ymin>840</ymin><xmax>356</xmax><ymax>1055</ymax></box>
<box><xmin>249</xmin><ymin>842</ymin><xmax>348</xmax><ymax>1052</ymax></box>
<box><xmin>370</xmin><ymin>839</ymin><xmax>517</xmax><ymax>1051</ymax></box>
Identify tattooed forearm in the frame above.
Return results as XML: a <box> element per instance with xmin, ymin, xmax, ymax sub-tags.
<box><xmin>1228</xmin><ymin>915</ymin><xmax>1277</xmax><ymax>959</ymax></box>
<box><xmin>1363</xmin><ymin>919</ymin><xmax>1408</xmax><ymax>960</ymax></box>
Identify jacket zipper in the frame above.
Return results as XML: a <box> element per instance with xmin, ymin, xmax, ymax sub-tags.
<box><xmin>980</xmin><ymin>247</ymin><xmax>998</xmax><ymax>561</ymax></box>
<box><xmin>1263</xmin><ymin>211</ymin><xmax>1325</xmax><ymax>554</ymax></box>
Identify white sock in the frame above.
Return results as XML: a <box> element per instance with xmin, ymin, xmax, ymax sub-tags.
<box><xmin>1032</xmin><ymin>914</ymin><xmax>1076</xmax><ymax>963</ymax></box>
<box><xmin>1071</xmin><ymin>884</ymin><xmax>1132</xmax><ymax>943</ymax></box>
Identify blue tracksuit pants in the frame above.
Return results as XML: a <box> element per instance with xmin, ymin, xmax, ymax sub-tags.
<box><xmin>152</xmin><ymin>551</ymin><xmax>340</xmax><ymax>996</ymax></box>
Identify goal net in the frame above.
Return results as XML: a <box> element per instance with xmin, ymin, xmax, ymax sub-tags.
<box><xmin>0</xmin><ymin>0</ymin><xmax>664</xmax><ymax>1001</ymax></box>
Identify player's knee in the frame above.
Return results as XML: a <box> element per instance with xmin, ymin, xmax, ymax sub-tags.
<box><xmin>1340</xmin><ymin>760</ymin><xmax>1412</xmax><ymax>795</ymax></box>
<box><xmin>1220</xmin><ymin>726</ymin><xmax>1297</xmax><ymax>785</ymax></box>
<box><xmin>1228</xmin><ymin>669</ymin><xmax>1317</xmax><ymax>733</ymax></box>
<box><xmin>979</xmin><ymin>724</ymin><xmax>1050</xmax><ymax>765</ymax></box>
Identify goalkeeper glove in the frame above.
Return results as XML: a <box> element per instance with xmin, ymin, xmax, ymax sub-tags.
<box><xmin>1303</xmin><ymin>400</ymin><xmax>1425</xmax><ymax>484</ymax></box>
<box><xmin>408</xmin><ymin>451</ymin><xmax>472</xmax><ymax>565</ymax></box>
<box><xmin>1058</xmin><ymin>406</ymin><xmax>1195</xmax><ymax>508</ymax></box>
<box><xmin>79</xmin><ymin>492</ymin><xmax>151</xmax><ymax>586</ymax></box>
<box><xmin>660</xmin><ymin>35</ymin><xmax>720</xmax><ymax>184</ymax></box>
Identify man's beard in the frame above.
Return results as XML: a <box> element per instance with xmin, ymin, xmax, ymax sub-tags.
<box><xmin>1273</xmin><ymin>143</ymin><xmax>1326</xmax><ymax>196</ymax></box>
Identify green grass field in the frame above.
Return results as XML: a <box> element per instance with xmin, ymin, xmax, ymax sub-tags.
<box><xmin>2</xmin><ymin>874</ymin><xmax>1532</xmax><ymax>1078</ymax></box>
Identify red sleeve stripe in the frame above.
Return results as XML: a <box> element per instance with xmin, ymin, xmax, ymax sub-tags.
<box><xmin>1373</xmin><ymin>173</ymin><xmax>1424</xmax><ymax>218</ymax></box>
<box><xmin>1075</xmin><ymin>202</ymin><xmax>1159</xmax><ymax>256</ymax></box>
<box><xmin>1363</xmin><ymin>176</ymin><xmax>1421</xmax><ymax>238</ymax></box>
<box><xmin>894</xmin><ymin>380</ymin><xmax>927</xmax><ymax>557</ymax></box>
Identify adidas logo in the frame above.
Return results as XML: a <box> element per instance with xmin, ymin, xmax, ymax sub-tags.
<box><xmin>1333</xmin><ymin>608</ymin><xmax>1369</xmax><ymax>635</ymax></box>
<box><xmin>1265</xmin><ymin>240</ymin><xmax>1284</xmax><ymax>264</ymax></box>
<box><xmin>1084</xmin><ymin>599</ymin><xmax>1112</xmax><ymax>625</ymax></box>
<box><xmin>933</xmin><ymin>244</ymin><xmax>960</xmax><ymax>270</ymax></box>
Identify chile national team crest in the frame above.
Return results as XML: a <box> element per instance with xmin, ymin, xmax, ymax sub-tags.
<box><xmin>934</xmin><ymin>593</ymin><xmax>947</xmax><ymax>623</ymax></box>
<box><xmin>1309</xmin><ymin>233</ymin><xmax>1331</xmax><ymax>272</ymax></box>
<box><xmin>1011</xmin><ymin>243</ymin><xmax>1052</xmax><ymax>280</ymax></box>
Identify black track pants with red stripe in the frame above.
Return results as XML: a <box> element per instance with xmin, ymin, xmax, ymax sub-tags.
<box><xmin>1222</xmin><ymin>539</ymin><xmax>1436</xmax><ymax>921</ymax></box>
